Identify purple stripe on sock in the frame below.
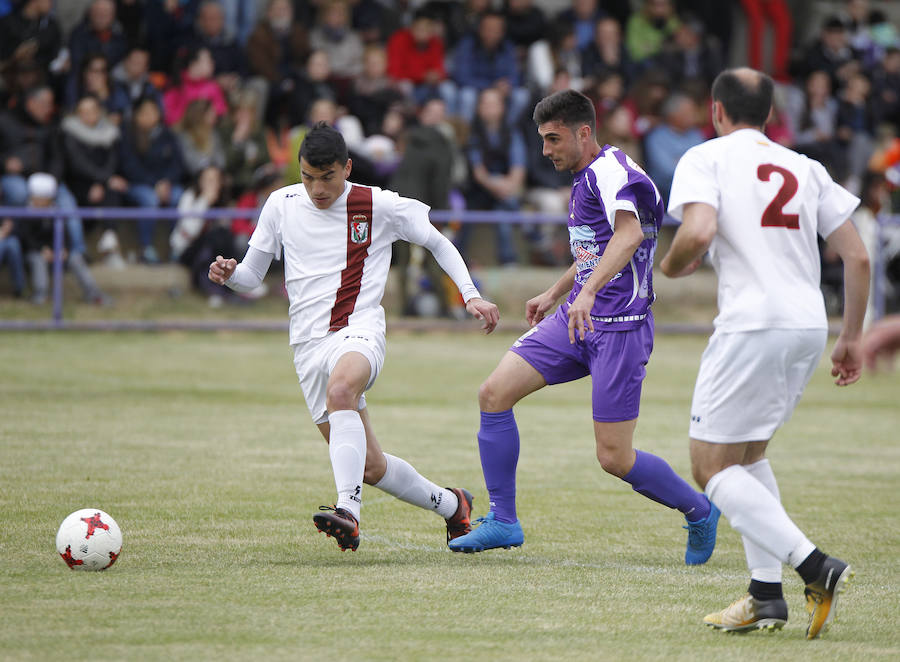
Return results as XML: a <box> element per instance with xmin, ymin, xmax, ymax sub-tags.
<box><xmin>478</xmin><ymin>409</ymin><xmax>519</xmax><ymax>523</ymax></box>
<box><xmin>623</xmin><ymin>450</ymin><xmax>710</xmax><ymax>522</ymax></box>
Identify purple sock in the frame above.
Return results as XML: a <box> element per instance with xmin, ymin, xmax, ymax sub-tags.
<box><xmin>477</xmin><ymin>409</ymin><xmax>520</xmax><ymax>523</ymax></box>
<box><xmin>623</xmin><ymin>450</ymin><xmax>710</xmax><ymax>522</ymax></box>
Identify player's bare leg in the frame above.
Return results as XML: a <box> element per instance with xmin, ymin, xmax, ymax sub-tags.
<box><xmin>600</xmin><ymin>419</ymin><xmax>719</xmax><ymax>564</ymax></box>
<box><xmin>694</xmin><ymin>438</ymin><xmax>852</xmax><ymax>638</ymax></box>
<box><xmin>315</xmin><ymin>361</ymin><xmax>473</xmax><ymax>548</ymax></box>
<box><xmin>449</xmin><ymin>352</ymin><xmax>545</xmax><ymax>552</ymax></box>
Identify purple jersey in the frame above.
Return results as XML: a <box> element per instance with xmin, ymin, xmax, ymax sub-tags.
<box><xmin>566</xmin><ymin>145</ymin><xmax>663</xmax><ymax>329</ymax></box>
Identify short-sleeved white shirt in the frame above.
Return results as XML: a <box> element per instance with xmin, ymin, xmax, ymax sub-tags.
<box><xmin>249</xmin><ymin>181</ymin><xmax>436</xmax><ymax>344</ymax></box>
<box><xmin>668</xmin><ymin>128</ymin><xmax>859</xmax><ymax>331</ymax></box>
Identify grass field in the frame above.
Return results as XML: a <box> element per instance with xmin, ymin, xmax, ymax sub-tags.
<box><xmin>1</xmin><ymin>329</ymin><xmax>898</xmax><ymax>661</ymax></box>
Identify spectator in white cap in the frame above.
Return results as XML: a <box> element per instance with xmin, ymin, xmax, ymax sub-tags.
<box><xmin>18</xmin><ymin>173</ymin><xmax>110</xmax><ymax>305</ymax></box>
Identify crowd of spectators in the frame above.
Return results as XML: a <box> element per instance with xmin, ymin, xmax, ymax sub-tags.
<box><xmin>0</xmin><ymin>0</ymin><xmax>899</xmax><ymax>311</ymax></box>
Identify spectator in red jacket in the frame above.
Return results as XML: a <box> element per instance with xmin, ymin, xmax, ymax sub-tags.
<box><xmin>162</xmin><ymin>46</ymin><xmax>228</xmax><ymax>126</ymax></box>
<box><xmin>386</xmin><ymin>9</ymin><xmax>455</xmax><ymax>108</ymax></box>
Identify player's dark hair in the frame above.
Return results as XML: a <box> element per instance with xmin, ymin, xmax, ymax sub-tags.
<box><xmin>711</xmin><ymin>69</ymin><xmax>773</xmax><ymax>128</ymax></box>
<box><xmin>299</xmin><ymin>122</ymin><xmax>349</xmax><ymax>168</ymax></box>
<box><xmin>532</xmin><ymin>89</ymin><xmax>596</xmax><ymax>136</ymax></box>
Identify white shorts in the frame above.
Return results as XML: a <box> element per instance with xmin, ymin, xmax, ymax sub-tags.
<box><xmin>291</xmin><ymin>325</ymin><xmax>386</xmax><ymax>424</ymax></box>
<box><xmin>689</xmin><ymin>328</ymin><xmax>827</xmax><ymax>443</ymax></box>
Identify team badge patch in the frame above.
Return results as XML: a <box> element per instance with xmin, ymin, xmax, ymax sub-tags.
<box><xmin>350</xmin><ymin>215</ymin><xmax>370</xmax><ymax>244</ymax></box>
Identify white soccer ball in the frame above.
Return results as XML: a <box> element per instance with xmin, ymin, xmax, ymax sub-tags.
<box><xmin>55</xmin><ymin>509</ymin><xmax>122</xmax><ymax>571</ymax></box>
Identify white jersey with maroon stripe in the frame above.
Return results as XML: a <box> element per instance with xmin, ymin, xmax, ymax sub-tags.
<box><xmin>668</xmin><ymin>128</ymin><xmax>860</xmax><ymax>332</ymax></box>
<box><xmin>249</xmin><ymin>180</ymin><xmax>436</xmax><ymax>344</ymax></box>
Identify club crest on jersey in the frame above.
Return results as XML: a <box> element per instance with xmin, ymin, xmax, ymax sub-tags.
<box><xmin>350</xmin><ymin>215</ymin><xmax>370</xmax><ymax>244</ymax></box>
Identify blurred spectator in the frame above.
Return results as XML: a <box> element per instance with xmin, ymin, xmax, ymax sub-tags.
<box><xmin>61</xmin><ymin>94</ymin><xmax>128</xmax><ymax>266</ymax></box>
<box><xmin>348</xmin><ymin>44</ymin><xmax>408</xmax><ymax>137</ymax></box>
<box><xmin>872</xmin><ymin>47</ymin><xmax>900</xmax><ymax>128</ymax></box>
<box><xmin>20</xmin><ymin>172</ymin><xmax>108</xmax><ymax>305</ymax></box>
<box><xmin>451</xmin><ymin>10</ymin><xmax>529</xmax><ymax>124</ymax></box>
<box><xmin>268</xmin><ymin>49</ymin><xmax>336</xmax><ymax>130</ymax></box>
<box><xmin>0</xmin><ymin>84</ymin><xmax>87</xmax><ymax>256</ymax></box>
<box><xmin>625</xmin><ymin>0</ymin><xmax>680</xmax><ymax>66</ymax></box>
<box><xmin>247</xmin><ymin>0</ymin><xmax>309</xmax><ymax>125</ymax></box>
<box><xmin>643</xmin><ymin>92</ymin><xmax>704</xmax><ymax>204</ymax></box>
<box><xmin>527</xmin><ymin>20</ymin><xmax>584</xmax><ymax>96</ymax></box>
<box><xmin>189</xmin><ymin>0</ymin><xmax>246</xmax><ymax>97</ymax></box>
<box><xmin>841</xmin><ymin>0</ymin><xmax>874</xmax><ymax>54</ymax></box>
<box><xmin>581</xmin><ymin>16</ymin><xmax>635</xmax><ymax>90</ymax></box>
<box><xmin>385</xmin><ymin>9</ymin><xmax>453</xmax><ymax>108</ymax></box>
<box><xmin>118</xmin><ymin>96</ymin><xmax>186</xmax><ymax>263</ymax></box>
<box><xmin>218</xmin><ymin>87</ymin><xmax>268</xmax><ymax>196</ymax></box>
<box><xmin>651</xmin><ymin>15</ymin><xmax>723</xmax><ymax>89</ymax></box>
<box><xmin>837</xmin><ymin>71</ymin><xmax>877</xmax><ymax>193</ymax></box>
<box><xmin>220</xmin><ymin>0</ymin><xmax>258</xmax><ymax>46</ymax></box>
<box><xmin>786</xmin><ymin>70</ymin><xmax>841</xmax><ymax>178</ymax></box>
<box><xmin>597</xmin><ymin>102</ymin><xmax>643</xmax><ymax>166</ymax></box>
<box><xmin>0</xmin><ymin>0</ymin><xmax>64</xmax><ymax>90</ymax></box>
<box><xmin>67</xmin><ymin>0</ymin><xmax>129</xmax><ymax>79</ymax></box>
<box><xmin>0</xmin><ymin>214</ymin><xmax>25</xmax><ymax>298</ymax></box>
<box><xmin>591</xmin><ymin>71</ymin><xmax>626</xmax><ymax>128</ymax></box>
<box><xmin>739</xmin><ymin>0</ymin><xmax>792</xmax><ymax>81</ymax></box>
<box><xmin>171</xmin><ymin>165</ymin><xmax>246</xmax><ymax>306</ymax></box>
<box><xmin>462</xmin><ymin>87</ymin><xmax>526</xmax><ymax>266</ymax></box>
<box><xmin>796</xmin><ymin>15</ymin><xmax>859</xmax><ymax>91</ymax></box>
<box><xmin>143</xmin><ymin>0</ymin><xmax>201</xmax><ymax>74</ymax></box>
<box><xmin>111</xmin><ymin>46</ymin><xmax>163</xmax><ymax>118</ymax></box>
<box><xmin>162</xmin><ymin>46</ymin><xmax>228</xmax><ymax>126</ymax></box>
<box><xmin>624</xmin><ymin>69</ymin><xmax>670</xmax><ymax>139</ymax></box>
<box><xmin>116</xmin><ymin>0</ymin><xmax>145</xmax><ymax>49</ymax></box>
<box><xmin>66</xmin><ymin>54</ymin><xmax>131</xmax><ymax>123</ymax></box>
<box><xmin>555</xmin><ymin>0</ymin><xmax>605</xmax><ymax>52</ymax></box>
<box><xmin>503</xmin><ymin>0</ymin><xmax>547</xmax><ymax>52</ymax></box>
<box><xmin>850</xmin><ymin>170</ymin><xmax>892</xmax><ymax>326</ymax></box>
<box><xmin>175</xmin><ymin>98</ymin><xmax>226</xmax><ymax>178</ymax></box>
<box><xmin>309</xmin><ymin>0</ymin><xmax>364</xmax><ymax>91</ymax></box>
<box><xmin>231</xmin><ymin>162</ymin><xmax>280</xmax><ymax>256</ymax></box>
<box><xmin>389</xmin><ymin>98</ymin><xmax>458</xmax><ymax>316</ymax></box>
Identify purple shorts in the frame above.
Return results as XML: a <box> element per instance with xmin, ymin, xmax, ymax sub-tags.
<box><xmin>510</xmin><ymin>306</ymin><xmax>654</xmax><ymax>422</ymax></box>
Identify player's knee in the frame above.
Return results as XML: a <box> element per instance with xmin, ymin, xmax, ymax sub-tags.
<box><xmin>325</xmin><ymin>381</ymin><xmax>359</xmax><ymax>411</ymax></box>
<box><xmin>596</xmin><ymin>447</ymin><xmax>629</xmax><ymax>478</ymax></box>
<box><xmin>478</xmin><ymin>378</ymin><xmax>509</xmax><ymax>412</ymax></box>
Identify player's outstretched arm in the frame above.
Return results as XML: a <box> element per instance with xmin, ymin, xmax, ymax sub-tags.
<box><xmin>526</xmin><ymin>263</ymin><xmax>575</xmax><ymax>327</ymax></box>
<box><xmin>825</xmin><ymin>219</ymin><xmax>870</xmax><ymax>386</ymax></box>
<box><xmin>208</xmin><ymin>247</ymin><xmax>274</xmax><ymax>293</ymax></box>
<box><xmin>660</xmin><ymin>202</ymin><xmax>718</xmax><ymax>278</ymax></box>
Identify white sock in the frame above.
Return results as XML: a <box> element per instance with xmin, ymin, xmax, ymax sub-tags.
<box><xmin>374</xmin><ymin>453</ymin><xmax>459</xmax><ymax>519</ymax></box>
<box><xmin>706</xmin><ymin>465</ymin><xmax>815</xmax><ymax>566</ymax></box>
<box><xmin>742</xmin><ymin>459</ymin><xmax>783</xmax><ymax>584</ymax></box>
<box><xmin>328</xmin><ymin>410</ymin><xmax>366</xmax><ymax>521</ymax></box>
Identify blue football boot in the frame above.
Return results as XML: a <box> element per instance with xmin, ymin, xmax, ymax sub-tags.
<box><xmin>448</xmin><ymin>512</ymin><xmax>524</xmax><ymax>553</ymax></box>
<box><xmin>684</xmin><ymin>502</ymin><xmax>720</xmax><ymax>565</ymax></box>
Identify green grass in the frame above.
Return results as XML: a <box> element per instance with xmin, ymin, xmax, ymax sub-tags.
<box><xmin>1</xmin><ymin>330</ymin><xmax>897</xmax><ymax>661</ymax></box>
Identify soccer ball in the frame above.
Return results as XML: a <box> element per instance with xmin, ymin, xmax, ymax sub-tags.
<box><xmin>55</xmin><ymin>509</ymin><xmax>122</xmax><ymax>571</ymax></box>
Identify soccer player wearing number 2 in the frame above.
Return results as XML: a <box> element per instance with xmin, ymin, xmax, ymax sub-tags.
<box><xmin>208</xmin><ymin>123</ymin><xmax>500</xmax><ymax>552</ymax></box>
<box><xmin>449</xmin><ymin>90</ymin><xmax>720</xmax><ymax>564</ymax></box>
<box><xmin>661</xmin><ymin>68</ymin><xmax>870</xmax><ymax>639</ymax></box>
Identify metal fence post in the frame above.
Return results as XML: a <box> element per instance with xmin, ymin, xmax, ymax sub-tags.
<box><xmin>52</xmin><ymin>215</ymin><xmax>64</xmax><ymax>326</ymax></box>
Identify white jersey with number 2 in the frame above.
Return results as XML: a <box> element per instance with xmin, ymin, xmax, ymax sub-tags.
<box><xmin>668</xmin><ymin>128</ymin><xmax>860</xmax><ymax>332</ymax></box>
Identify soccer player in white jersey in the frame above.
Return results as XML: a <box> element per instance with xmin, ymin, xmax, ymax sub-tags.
<box><xmin>661</xmin><ymin>68</ymin><xmax>870</xmax><ymax>639</ymax></box>
<box><xmin>208</xmin><ymin>123</ymin><xmax>500</xmax><ymax>551</ymax></box>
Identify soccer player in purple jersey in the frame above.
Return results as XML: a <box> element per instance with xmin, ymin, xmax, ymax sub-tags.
<box><xmin>449</xmin><ymin>89</ymin><xmax>720</xmax><ymax>562</ymax></box>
